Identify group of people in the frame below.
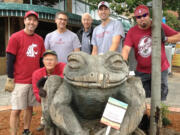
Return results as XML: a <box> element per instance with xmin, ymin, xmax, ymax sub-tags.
<box><xmin>4</xmin><ymin>1</ymin><xmax>180</xmax><ymax>135</ymax></box>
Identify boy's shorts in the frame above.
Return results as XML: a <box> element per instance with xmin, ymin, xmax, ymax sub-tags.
<box><xmin>11</xmin><ymin>83</ymin><xmax>40</xmax><ymax>110</ymax></box>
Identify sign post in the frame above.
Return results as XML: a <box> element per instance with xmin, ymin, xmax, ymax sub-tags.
<box><xmin>105</xmin><ymin>126</ymin><xmax>111</xmax><ymax>135</ymax></box>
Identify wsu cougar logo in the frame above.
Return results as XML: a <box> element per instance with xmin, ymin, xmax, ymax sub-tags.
<box><xmin>138</xmin><ymin>36</ymin><xmax>152</xmax><ymax>58</ymax></box>
<box><xmin>26</xmin><ymin>44</ymin><xmax>38</xmax><ymax>57</ymax></box>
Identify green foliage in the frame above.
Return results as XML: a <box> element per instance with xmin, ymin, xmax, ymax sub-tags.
<box><xmin>32</xmin><ymin>112</ymin><xmax>37</xmax><ymax>116</ymax></box>
<box><xmin>88</xmin><ymin>0</ymin><xmax>180</xmax><ymax>17</ymax></box>
<box><xmin>160</xmin><ymin>103</ymin><xmax>171</xmax><ymax>127</ymax></box>
<box><xmin>162</xmin><ymin>117</ymin><xmax>171</xmax><ymax>127</ymax></box>
<box><xmin>162</xmin><ymin>0</ymin><xmax>180</xmax><ymax>12</ymax></box>
<box><xmin>163</xmin><ymin>11</ymin><xmax>180</xmax><ymax>31</ymax></box>
<box><xmin>161</xmin><ymin>103</ymin><xmax>169</xmax><ymax>118</ymax></box>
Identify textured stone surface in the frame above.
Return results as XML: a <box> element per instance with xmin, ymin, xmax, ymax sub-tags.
<box><xmin>41</xmin><ymin>51</ymin><xmax>146</xmax><ymax>135</ymax></box>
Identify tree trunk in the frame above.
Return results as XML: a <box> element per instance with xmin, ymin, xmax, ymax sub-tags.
<box><xmin>150</xmin><ymin>0</ymin><xmax>162</xmax><ymax>135</ymax></box>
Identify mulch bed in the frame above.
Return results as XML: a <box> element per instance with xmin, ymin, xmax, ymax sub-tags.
<box><xmin>0</xmin><ymin>106</ymin><xmax>180</xmax><ymax>135</ymax></box>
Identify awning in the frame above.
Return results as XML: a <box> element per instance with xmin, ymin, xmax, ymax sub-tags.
<box><xmin>0</xmin><ymin>2</ymin><xmax>81</xmax><ymax>25</ymax></box>
<box><xmin>0</xmin><ymin>2</ymin><xmax>99</xmax><ymax>26</ymax></box>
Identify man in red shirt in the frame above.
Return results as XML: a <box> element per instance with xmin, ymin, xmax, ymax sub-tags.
<box><xmin>32</xmin><ymin>50</ymin><xmax>65</xmax><ymax>103</ymax></box>
<box><xmin>32</xmin><ymin>50</ymin><xmax>65</xmax><ymax>131</ymax></box>
<box><xmin>122</xmin><ymin>5</ymin><xmax>180</xmax><ymax>101</ymax></box>
<box><xmin>5</xmin><ymin>11</ymin><xmax>45</xmax><ymax>135</ymax></box>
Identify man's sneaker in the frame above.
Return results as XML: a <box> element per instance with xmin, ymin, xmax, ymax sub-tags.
<box><xmin>36</xmin><ymin>124</ymin><xmax>45</xmax><ymax>132</ymax></box>
<box><xmin>22</xmin><ymin>130</ymin><xmax>32</xmax><ymax>135</ymax></box>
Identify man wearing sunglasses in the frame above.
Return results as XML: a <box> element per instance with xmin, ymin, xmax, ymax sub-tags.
<box><xmin>122</xmin><ymin>5</ymin><xmax>180</xmax><ymax>101</ymax></box>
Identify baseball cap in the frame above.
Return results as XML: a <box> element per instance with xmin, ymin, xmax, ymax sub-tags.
<box><xmin>43</xmin><ymin>50</ymin><xmax>57</xmax><ymax>58</ymax></box>
<box><xmin>98</xmin><ymin>1</ymin><xmax>110</xmax><ymax>9</ymax></box>
<box><xmin>134</xmin><ymin>5</ymin><xmax>149</xmax><ymax>16</ymax></box>
<box><xmin>24</xmin><ymin>10</ymin><xmax>39</xmax><ymax>19</ymax></box>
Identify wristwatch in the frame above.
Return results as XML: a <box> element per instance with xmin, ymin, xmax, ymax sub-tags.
<box><xmin>165</xmin><ymin>36</ymin><xmax>168</xmax><ymax>42</ymax></box>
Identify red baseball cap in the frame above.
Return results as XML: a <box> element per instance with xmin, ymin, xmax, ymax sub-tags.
<box><xmin>24</xmin><ymin>10</ymin><xmax>39</xmax><ymax>19</ymax></box>
<box><xmin>134</xmin><ymin>5</ymin><xmax>149</xmax><ymax>16</ymax></box>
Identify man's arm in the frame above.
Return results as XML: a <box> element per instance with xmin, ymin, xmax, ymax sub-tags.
<box><xmin>6</xmin><ymin>53</ymin><xmax>16</xmax><ymax>78</ymax></box>
<box><xmin>91</xmin><ymin>45</ymin><xmax>98</xmax><ymax>55</ymax></box>
<box><xmin>32</xmin><ymin>71</ymin><xmax>44</xmax><ymax>103</ymax></box>
<box><xmin>109</xmin><ymin>20</ymin><xmax>125</xmax><ymax>51</ymax></box>
<box><xmin>91</xmin><ymin>27</ymin><xmax>98</xmax><ymax>55</ymax></box>
<box><xmin>109</xmin><ymin>35</ymin><xmax>121</xmax><ymax>51</ymax></box>
<box><xmin>162</xmin><ymin>23</ymin><xmax>180</xmax><ymax>43</ymax></box>
<box><xmin>5</xmin><ymin>53</ymin><xmax>16</xmax><ymax>92</ymax></box>
<box><xmin>44</xmin><ymin>34</ymin><xmax>50</xmax><ymax>50</ymax></box>
<box><xmin>73</xmin><ymin>34</ymin><xmax>81</xmax><ymax>52</ymax></box>
<box><xmin>121</xmin><ymin>45</ymin><xmax>132</xmax><ymax>61</ymax></box>
<box><xmin>167</xmin><ymin>33</ymin><xmax>180</xmax><ymax>43</ymax></box>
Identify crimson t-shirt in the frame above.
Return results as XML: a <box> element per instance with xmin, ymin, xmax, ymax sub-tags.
<box><xmin>124</xmin><ymin>23</ymin><xmax>178</xmax><ymax>73</ymax></box>
<box><xmin>6</xmin><ymin>30</ymin><xmax>45</xmax><ymax>83</ymax></box>
<box><xmin>32</xmin><ymin>63</ymin><xmax>66</xmax><ymax>102</ymax></box>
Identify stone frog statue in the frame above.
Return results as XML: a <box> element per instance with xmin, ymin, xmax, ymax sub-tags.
<box><xmin>39</xmin><ymin>51</ymin><xmax>146</xmax><ymax>135</ymax></box>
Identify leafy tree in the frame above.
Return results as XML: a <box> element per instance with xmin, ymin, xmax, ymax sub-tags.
<box><xmin>89</xmin><ymin>0</ymin><xmax>147</xmax><ymax>16</ymax></box>
<box><xmin>88</xmin><ymin>0</ymin><xmax>180</xmax><ymax>17</ymax></box>
<box><xmin>163</xmin><ymin>11</ymin><xmax>180</xmax><ymax>31</ymax></box>
<box><xmin>162</xmin><ymin>0</ymin><xmax>180</xmax><ymax>20</ymax></box>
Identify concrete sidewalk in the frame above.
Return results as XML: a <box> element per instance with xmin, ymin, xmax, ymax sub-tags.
<box><xmin>165</xmin><ymin>72</ymin><xmax>180</xmax><ymax>107</ymax></box>
<box><xmin>0</xmin><ymin>71</ymin><xmax>180</xmax><ymax>111</ymax></box>
<box><xmin>0</xmin><ymin>75</ymin><xmax>11</xmax><ymax>107</ymax></box>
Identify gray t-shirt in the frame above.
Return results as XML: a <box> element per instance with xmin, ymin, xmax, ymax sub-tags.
<box><xmin>45</xmin><ymin>29</ymin><xmax>81</xmax><ymax>63</ymax></box>
<box><xmin>91</xmin><ymin>20</ymin><xmax>125</xmax><ymax>54</ymax></box>
<box><xmin>81</xmin><ymin>30</ymin><xmax>91</xmax><ymax>54</ymax></box>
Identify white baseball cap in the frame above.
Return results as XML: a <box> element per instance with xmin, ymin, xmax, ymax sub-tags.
<box><xmin>98</xmin><ymin>1</ymin><xmax>110</xmax><ymax>9</ymax></box>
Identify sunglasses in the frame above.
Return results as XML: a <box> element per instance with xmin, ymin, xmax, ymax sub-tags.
<box><xmin>136</xmin><ymin>13</ymin><xmax>148</xmax><ymax>19</ymax></box>
<box><xmin>57</xmin><ymin>17</ymin><xmax>67</xmax><ymax>22</ymax></box>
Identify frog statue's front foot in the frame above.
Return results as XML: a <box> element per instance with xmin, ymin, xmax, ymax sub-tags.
<box><xmin>40</xmin><ymin>51</ymin><xmax>146</xmax><ymax>135</ymax></box>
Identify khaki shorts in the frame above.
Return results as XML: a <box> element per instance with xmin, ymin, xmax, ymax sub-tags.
<box><xmin>11</xmin><ymin>83</ymin><xmax>40</xmax><ymax>110</ymax></box>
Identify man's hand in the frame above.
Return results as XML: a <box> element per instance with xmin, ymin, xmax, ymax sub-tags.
<box><xmin>5</xmin><ymin>77</ymin><xmax>15</xmax><ymax>92</ymax></box>
<box><xmin>37</xmin><ymin>77</ymin><xmax>48</xmax><ymax>98</ymax></box>
<box><xmin>39</xmin><ymin>88</ymin><xmax>47</xmax><ymax>98</ymax></box>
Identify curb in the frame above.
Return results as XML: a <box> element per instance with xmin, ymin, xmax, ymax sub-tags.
<box><xmin>146</xmin><ymin>104</ymin><xmax>180</xmax><ymax>113</ymax></box>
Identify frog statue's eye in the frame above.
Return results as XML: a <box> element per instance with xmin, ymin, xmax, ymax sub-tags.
<box><xmin>67</xmin><ymin>54</ymin><xmax>86</xmax><ymax>69</ymax></box>
<box><xmin>105</xmin><ymin>54</ymin><xmax>124</xmax><ymax>71</ymax></box>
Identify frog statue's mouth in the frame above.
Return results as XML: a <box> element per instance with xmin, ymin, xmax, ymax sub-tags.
<box><xmin>64</xmin><ymin>72</ymin><xmax>128</xmax><ymax>89</ymax></box>
<box><xmin>64</xmin><ymin>51</ymin><xmax>129</xmax><ymax>89</ymax></box>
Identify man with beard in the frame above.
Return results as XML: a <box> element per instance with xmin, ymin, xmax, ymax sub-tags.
<box><xmin>5</xmin><ymin>11</ymin><xmax>45</xmax><ymax>135</ymax></box>
<box><xmin>122</xmin><ymin>5</ymin><xmax>180</xmax><ymax>101</ymax></box>
<box><xmin>91</xmin><ymin>1</ymin><xmax>125</xmax><ymax>55</ymax></box>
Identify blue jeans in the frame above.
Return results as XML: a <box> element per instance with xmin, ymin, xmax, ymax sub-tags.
<box><xmin>135</xmin><ymin>70</ymin><xmax>168</xmax><ymax>101</ymax></box>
